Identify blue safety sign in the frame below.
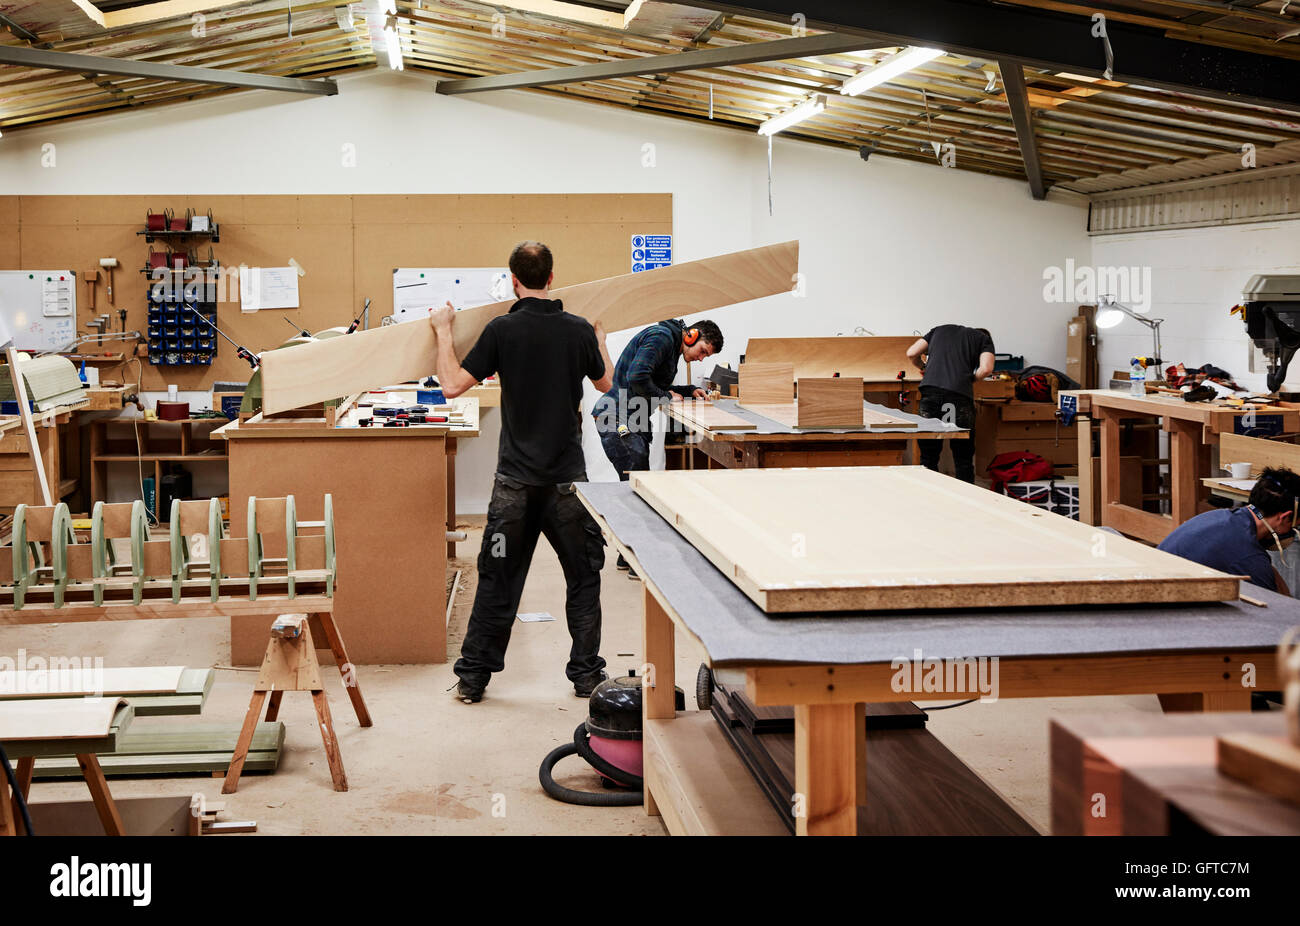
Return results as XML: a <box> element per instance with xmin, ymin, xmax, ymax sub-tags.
<box><xmin>631</xmin><ymin>234</ymin><xmax>672</xmax><ymax>272</ymax></box>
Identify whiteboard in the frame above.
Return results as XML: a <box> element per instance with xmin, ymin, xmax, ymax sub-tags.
<box><xmin>391</xmin><ymin>268</ymin><xmax>512</xmax><ymax>325</ymax></box>
<box><xmin>0</xmin><ymin>270</ymin><xmax>79</xmax><ymax>352</ymax></box>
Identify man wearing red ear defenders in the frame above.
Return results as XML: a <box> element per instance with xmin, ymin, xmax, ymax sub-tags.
<box><xmin>592</xmin><ymin>318</ymin><xmax>723</xmax><ymax>569</ymax></box>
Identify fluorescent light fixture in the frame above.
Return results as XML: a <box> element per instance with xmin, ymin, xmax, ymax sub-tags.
<box><xmin>758</xmin><ymin>94</ymin><xmax>826</xmax><ymax>137</ymax></box>
<box><xmin>841</xmin><ymin>46</ymin><xmax>944</xmax><ymax>97</ymax></box>
<box><xmin>381</xmin><ymin>0</ymin><xmax>403</xmax><ymax>71</ymax></box>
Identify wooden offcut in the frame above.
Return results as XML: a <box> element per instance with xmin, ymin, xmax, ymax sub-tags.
<box><xmin>795</xmin><ymin>378</ymin><xmax>865</xmax><ymax>429</ymax></box>
<box><xmin>260</xmin><ymin>241</ymin><xmax>799</xmax><ymax>414</ymax></box>
<box><xmin>630</xmin><ymin>466</ymin><xmax>1241</xmax><ymax>614</ymax></box>
<box><xmin>1218</xmin><ymin>733</ymin><xmax>1300</xmax><ymax>806</ymax></box>
<box><xmin>737</xmin><ymin>362</ymin><xmax>795</xmax><ymax>405</ymax></box>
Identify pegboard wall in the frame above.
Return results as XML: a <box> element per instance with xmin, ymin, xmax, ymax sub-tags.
<box><xmin>0</xmin><ymin>193</ymin><xmax>673</xmax><ymax>391</ymax></box>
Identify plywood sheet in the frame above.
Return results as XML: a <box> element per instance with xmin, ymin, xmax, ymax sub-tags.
<box><xmin>670</xmin><ymin>399</ymin><xmax>756</xmax><ymax>431</ymax></box>
<box><xmin>738</xmin><ymin>401</ymin><xmax>918</xmax><ymax>430</ymax></box>
<box><xmin>0</xmin><ymin>697</ymin><xmax>127</xmax><ymax>741</ymax></box>
<box><xmin>745</xmin><ymin>336</ymin><xmax>918</xmax><ymax>381</ymax></box>
<box><xmin>737</xmin><ymin>362</ymin><xmax>794</xmax><ymax>404</ymax></box>
<box><xmin>630</xmin><ymin>467</ymin><xmax>1240</xmax><ymax>613</ymax></box>
<box><xmin>0</xmin><ymin>666</ymin><xmax>184</xmax><ymax>698</ymax></box>
<box><xmin>261</xmin><ymin>241</ymin><xmax>798</xmax><ymax>414</ymax></box>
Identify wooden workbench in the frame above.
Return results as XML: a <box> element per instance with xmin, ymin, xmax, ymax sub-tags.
<box><xmin>577</xmin><ymin>480</ymin><xmax>1292</xmax><ymax>836</ymax></box>
<box><xmin>334</xmin><ymin>389</ymin><xmax>481</xmax><ymax>558</ymax></box>
<box><xmin>661</xmin><ymin>399</ymin><xmax>965</xmax><ymax>470</ymax></box>
<box><xmin>218</xmin><ymin>419</ymin><xmax>448</xmax><ymax>664</ymax></box>
<box><xmin>0</xmin><ymin>398</ymin><xmax>90</xmax><ymax>512</ymax></box>
<box><xmin>1063</xmin><ymin>390</ymin><xmax>1300</xmax><ymax>544</ymax></box>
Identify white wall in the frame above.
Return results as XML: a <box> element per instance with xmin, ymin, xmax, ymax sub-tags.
<box><xmin>1090</xmin><ymin>220</ymin><xmax>1300</xmax><ymax>391</ymax></box>
<box><xmin>0</xmin><ymin>70</ymin><xmax>1092</xmax><ymax>512</ymax></box>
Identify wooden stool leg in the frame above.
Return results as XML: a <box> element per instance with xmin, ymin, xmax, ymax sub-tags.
<box><xmin>77</xmin><ymin>754</ymin><xmax>125</xmax><ymax>836</ymax></box>
<box><xmin>223</xmin><ymin>690</ymin><xmax>267</xmax><ymax>795</ymax></box>
<box><xmin>314</xmin><ymin>611</ymin><xmax>372</xmax><ymax>727</ymax></box>
<box><xmin>9</xmin><ymin>757</ymin><xmax>34</xmax><ymax>835</ymax></box>
<box><xmin>15</xmin><ymin>756</ymin><xmax>34</xmax><ymax>799</ymax></box>
<box><xmin>0</xmin><ymin>775</ymin><xmax>15</xmax><ymax>836</ymax></box>
<box><xmin>312</xmin><ymin>690</ymin><xmax>348</xmax><ymax>792</ymax></box>
<box><xmin>264</xmin><ymin>690</ymin><xmax>284</xmax><ymax>722</ymax></box>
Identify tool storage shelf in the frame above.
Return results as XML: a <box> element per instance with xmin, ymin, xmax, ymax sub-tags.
<box><xmin>89</xmin><ymin>418</ymin><xmax>228</xmax><ymax>523</ymax></box>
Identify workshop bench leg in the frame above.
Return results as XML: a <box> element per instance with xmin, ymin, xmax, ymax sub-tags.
<box><xmin>794</xmin><ymin>703</ymin><xmax>859</xmax><ymax>836</ymax></box>
<box><xmin>643</xmin><ymin>586</ymin><xmax>676</xmax><ymax>818</ymax></box>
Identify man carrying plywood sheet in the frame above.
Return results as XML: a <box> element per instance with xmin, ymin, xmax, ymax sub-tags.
<box><xmin>430</xmin><ymin>242</ymin><xmax>616</xmax><ymax>704</ymax></box>
<box><xmin>906</xmin><ymin>325</ymin><xmax>996</xmax><ymax>483</ymax></box>
<box><xmin>591</xmin><ymin>319</ymin><xmax>723</xmax><ymax>572</ymax></box>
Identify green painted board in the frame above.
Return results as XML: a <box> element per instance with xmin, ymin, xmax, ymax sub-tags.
<box><xmin>32</xmin><ymin>721</ymin><xmax>284</xmax><ymax>779</ymax></box>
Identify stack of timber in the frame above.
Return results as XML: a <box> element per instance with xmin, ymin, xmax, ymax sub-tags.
<box><xmin>34</xmin><ymin>722</ymin><xmax>285</xmax><ymax>779</ymax></box>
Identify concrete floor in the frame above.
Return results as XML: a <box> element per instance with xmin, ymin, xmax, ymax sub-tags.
<box><xmin>2</xmin><ymin>522</ymin><xmax>1167</xmax><ymax>836</ymax></box>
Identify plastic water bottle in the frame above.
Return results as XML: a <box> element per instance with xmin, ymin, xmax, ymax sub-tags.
<box><xmin>1130</xmin><ymin>358</ymin><xmax>1146</xmax><ymax>396</ymax></box>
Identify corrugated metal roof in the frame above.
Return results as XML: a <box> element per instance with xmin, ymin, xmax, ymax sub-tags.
<box><xmin>0</xmin><ymin>0</ymin><xmax>1298</xmax><ymax>197</ymax></box>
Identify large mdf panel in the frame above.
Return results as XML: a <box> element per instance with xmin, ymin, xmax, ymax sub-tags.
<box><xmin>226</xmin><ymin>430</ymin><xmax>448</xmax><ymax>664</ymax></box>
<box><xmin>3</xmin><ymin>194</ymin><xmax>671</xmax><ymax>392</ymax></box>
<box><xmin>630</xmin><ymin>466</ymin><xmax>1240</xmax><ymax>614</ymax></box>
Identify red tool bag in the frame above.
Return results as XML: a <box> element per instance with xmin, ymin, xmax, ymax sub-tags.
<box><xmin>986</xmin><ymin>451</ymin><xmax>1053</xmax><ymax>494</ymax></box>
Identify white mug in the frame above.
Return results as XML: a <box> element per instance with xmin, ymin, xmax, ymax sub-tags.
<box><xmin>1223</xmin><ymin>462</ymin><xmax>1252</xmax><ymax>479</ymax></box>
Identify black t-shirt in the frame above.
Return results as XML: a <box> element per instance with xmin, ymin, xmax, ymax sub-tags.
<box><xmin>461</xmin><ymin>297</ymin><xmax>605</xmax><ymax>485</ymax></box>
<box><xmin>920</xmin><ymin>325</ymin><xmax>995</xmax><ymax>399</ymax></box>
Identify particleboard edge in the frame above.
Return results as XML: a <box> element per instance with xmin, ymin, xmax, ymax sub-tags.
<box><xmin>761</xmin><ymin>577</ymin><xmax>1243</xmax><ymax>613</ymax></box>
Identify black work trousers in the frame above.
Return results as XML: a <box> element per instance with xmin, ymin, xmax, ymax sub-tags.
<box><xmin>453</xmin><ymin>475</ymin><xmax>606</xmax><ymax>688</ymax></box>
<box><xmin>917</xmin><ymin>386</ymin><xmax>978</xmax><ymax>483</ymax></box>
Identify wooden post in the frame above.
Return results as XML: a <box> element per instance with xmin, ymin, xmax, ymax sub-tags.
<box><xmin>447</xmin><ymin>437</ymin><xmax>458</xmax><ymax>557</ymax></box>
<box><xmin>5</xmin><ymin>347</ymin><xmax>53</xmax><ymax>506</ymax></box>
<box><xmin>1076</xmin><ymin>416</ymin><xmax>1094</xmax><ymax>525</ymax></box>
<box><xmin>794</xmin><ymin>702</ymin><xmax>858</xmax><ymax>836</ymax></box>
<box><xmin>1099</xmin><ymin>407</ymin><xmax>1121</xmax><ymax>526</ymax></box>
<box><xmin>1167</xmin><ymin>418</ymin><xmax>1201</xmax><ymax>528</ymax></box>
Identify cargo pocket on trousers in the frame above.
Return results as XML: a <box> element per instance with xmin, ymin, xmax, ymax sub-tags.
<box><xmin>584</xmin><ymin>521</ymin><xmax>606</xmax><ymax>573</ymax></box>
<box><xmin>479</xmin><ymin>478</ymin><xmax>527</xmax><ymax>571</ymax></box>
<box><xmin>557</xmin><ymin>483</ymin><xmax>606</xmax><ymax>572</ymax></box>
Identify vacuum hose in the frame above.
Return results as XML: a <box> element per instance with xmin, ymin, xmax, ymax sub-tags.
<box><xmin>538</xmin><ymin>723</ymin><xmax>643</xmax><ymax>807</ymax></box>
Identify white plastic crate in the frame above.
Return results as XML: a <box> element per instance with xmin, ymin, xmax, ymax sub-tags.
<box><xmin>1006</xmin><ymin>476</ymin><xmax>1079</xmax><ymax>519</ymax></box>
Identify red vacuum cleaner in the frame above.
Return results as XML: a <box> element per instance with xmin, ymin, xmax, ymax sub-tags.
<box><xmin>539</xmin><ymin>671</ymin><xmax>684</xmax><ymax>807</ymax></box>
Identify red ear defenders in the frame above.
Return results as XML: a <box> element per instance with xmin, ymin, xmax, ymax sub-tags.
<box><xmin>683</xmin><ymin>328</ymin><xmax>701</xmax><ymax>346</ymax></box>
